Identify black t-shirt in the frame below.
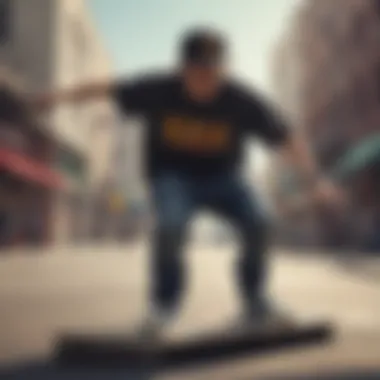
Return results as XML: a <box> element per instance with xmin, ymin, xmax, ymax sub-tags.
<box><xmin>113</xmin><ymin>74</ymin><xmax>289</xmax><ymax>178</ymax></box>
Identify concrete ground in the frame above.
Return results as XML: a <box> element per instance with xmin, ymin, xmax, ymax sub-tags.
<box><xmin>0</xmin><ymin>243</ymin><xmax>379</xmax><ymax>379</ymax></box>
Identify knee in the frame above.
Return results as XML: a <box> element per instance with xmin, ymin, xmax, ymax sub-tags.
<box><xmin>157</xmin><ymin>221</ymin><xmax>184</xmax><ymax>240</ymax></box>
<box><xmin>241</xmin><ymin>211</ymin><xmax>272</xmax><ymax>239</ymax></box>
<box><xmin>255</xmin><ymin>213</ymin><xmax>272</xmax><ymax>234</ymax></box>
<box><xmin>156</xmin><ymin>212</ymin><xmax>187</xmax><ymax>241</ymax></box>
<box><xmin>155</xmin><ymin>216</ymin><xmax>187</xmax><ymax>261</ymax></box>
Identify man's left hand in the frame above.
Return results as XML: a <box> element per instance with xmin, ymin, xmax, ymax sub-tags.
<box><xmin>310</xmin><ymin>178</ymin><xmax>346</xmax><ymax>208</ymax></box>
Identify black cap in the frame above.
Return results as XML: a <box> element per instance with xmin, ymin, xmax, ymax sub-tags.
<box><xmin>180</xmin><ymin>28</ymin><xmax>226</xmax><ymax>66</ymax></box>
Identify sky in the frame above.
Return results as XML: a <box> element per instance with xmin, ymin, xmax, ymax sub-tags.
<box><xmin>87</xmin><ymin>0</ymin><xmax>300</xmax><ymax>184</ymax></box>
<box><xmin>88</xmin><ymin>0</ymin><xmax>300</xmax><ymax>93</ymax></box>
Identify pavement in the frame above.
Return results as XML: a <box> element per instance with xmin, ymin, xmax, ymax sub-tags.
<box><xmin>0</xmin><ymin>242</ymin><xmax>379</xmax><ymax>379</ymax></box>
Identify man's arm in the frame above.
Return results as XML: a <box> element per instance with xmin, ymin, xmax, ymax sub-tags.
<box><xmin>279</xmin><ymin>131</ymin><xmax>321</xmax><ymax>188</ymax></box>
<box><xmin>242</xmin><ymin>89</ymin><xmax>342</xmax><ymax>205</ymax></box>
<box><xmin>31</xmin><ymin>81</ymin><xmax>112</xmax><ymax>111</ymax></box>
<box><xmin>31</xmin><ymin>75</ymin><xmax>157</xmax><ymax>114</ymax></box>
<box><xmin>278</xmin><ymin>131</ymin><xmax>343</xmax><ymax>206</ymax></box>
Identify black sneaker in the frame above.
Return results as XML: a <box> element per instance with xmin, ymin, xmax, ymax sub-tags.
<box><xmin>238</xmin><ymin>299</ymin><xmax>295</xmax><ymax>332</ymax></box>
<box><xmin>137</xmin><ymin>306</ymin><xmax>177</xmax><ymax>342</ymax></box>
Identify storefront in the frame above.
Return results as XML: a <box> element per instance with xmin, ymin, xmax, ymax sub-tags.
<box><xmin>0</xmin><ymin>146</ymin><xmax>63</xmax><ymax>248</ymax></box>
<box><xmin>0</xmin><ymin>75</ymin><xmax>64</xmax><ymax>249</ymax></box>
<box><xmin>51</xmin><ymin>145</ymin><xmax>88</xmax><ymax>244</ymax></box>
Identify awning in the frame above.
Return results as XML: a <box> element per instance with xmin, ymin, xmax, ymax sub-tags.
<box><xmin>0</xmin><ymin>147</ymin><xmax>64</xmax><ymax>189</ymax></box>
<box><xmin>332</xmin><ymin>133</ymin><xmax>380</xmax><ymax>181</ymax></box>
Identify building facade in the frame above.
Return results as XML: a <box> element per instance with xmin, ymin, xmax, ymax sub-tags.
<box><xmin>0</xmin><ymin>69</ymin><xmax>62</xmax><ymax>247</ymax></box>
<box><xmin>272</xmin><ymin>0</ymin><xmax>380</xmax><ymax>250</ymax></box>
<box><xmin>0</xmin><ymin>0</ymin><xmax>117</xmax><ymax>247</ymax></box>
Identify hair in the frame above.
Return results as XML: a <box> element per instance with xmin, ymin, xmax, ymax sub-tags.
<box><xmin>179</xmin><ymin>26</ymin><xmax>227</xmax><ymax>59</ymax></box>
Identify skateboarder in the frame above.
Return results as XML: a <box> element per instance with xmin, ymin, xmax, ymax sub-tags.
<box><xmin>30</xmin><ymin>28</ymin><xmax>340</xmax><ymax>336</ymax></box>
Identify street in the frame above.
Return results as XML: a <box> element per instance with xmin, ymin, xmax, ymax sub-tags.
<box><xmin>0</xmin><ymin>243</ymin><xmax>380</xmax><ymax>379</ymax></box>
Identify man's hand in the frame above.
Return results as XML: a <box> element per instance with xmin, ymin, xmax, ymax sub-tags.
<box><xmin>309</xmin><ymin>178</ymin><xmax>345</xmax><ymax>208</ymax></box>
<box><xmin>279</xmin><ymin>132</ymin><xmax>347</xmax><ymax>210</ymax></box>
<box><xmin>280</xmin><ymin>179</ymin><xmax>345</xmax><ymax>216</ymax></box>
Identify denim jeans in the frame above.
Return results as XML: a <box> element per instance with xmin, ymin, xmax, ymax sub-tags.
<box><xmin>150</xmin><ymin>170</ymin><xmax>271</xmax><ymax>311</ymax></box>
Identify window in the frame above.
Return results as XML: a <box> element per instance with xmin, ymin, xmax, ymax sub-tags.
<box><xmin>0</xmin><ymin>123</ymin><xmax>28</xmax><ymax>152</ymax></box>
<box><xmin>55</xmin><ymin>146</ymin><xmax>87</xmax><ymax>184</ymax></box>
<box><xmin>71</xmin><ymin>18</ymin><xmax>88</xmax><ymax>76</ymax></box>
<box><xmin>0</xmin><ymin>0</ymin><xmax>11</xmax><ymax>43</ymax></box>
<box><xmin>73</xmin><ymin>20</ymin><xmax>87</xmax><ymax>55</ymax></box>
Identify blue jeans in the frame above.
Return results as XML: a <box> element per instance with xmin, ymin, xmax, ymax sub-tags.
<box><xmin>151</xmin><ymin>171</ymin><xmax>271</xmax><ymax>311</ymax></box>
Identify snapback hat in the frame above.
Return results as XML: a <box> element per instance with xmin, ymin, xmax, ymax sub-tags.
<box><xmin>180</xmin><ymin>29</ymin><xmax>227</xmax><ymax>66</ymax></box>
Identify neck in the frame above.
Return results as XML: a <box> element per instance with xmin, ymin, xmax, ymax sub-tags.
<box><xmin>182</xmin><ymin>81</ymin><xmax>221</xmax><ymax>104</ymax></box>
<box><xmin>187</xmin><ymin>90</ymin><xmax>217</xmax><ymax>103</ymax></box>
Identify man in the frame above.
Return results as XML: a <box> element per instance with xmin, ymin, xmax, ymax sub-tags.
<box><xmin>31</xmin><ymin>28</ymin><xmax>339</xmax><ymax>335</ymax></box>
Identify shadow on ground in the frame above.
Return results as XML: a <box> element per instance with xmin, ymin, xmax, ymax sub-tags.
<box><xmin>0</xmin><ymin>361</ymin><xmax>152</xmax><ymax>380</ymax></box>
<box><xmin>2</xmin><ymin>361</ymin><xmax>380</xmax><ymax>380</ymax></box>
<box><xmin>332</xmin><ymin>255</ymin><xmax>380</xmax><ymax>283</ymax></box>
<box><xmin>263</xmin><ymin>369</ymin><xmax>380</xmax><ymax>380</ymax></box>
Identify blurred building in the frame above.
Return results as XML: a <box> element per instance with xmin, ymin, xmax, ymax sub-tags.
<box><xmin>0</xmin><ymin>0</ymin><xmax>117</xmax><ymax>247</ymax></box>
<box><xmin>272</xmin><ymin>0</ymin><xmax>380</xmax><ymax>250</ymax></box>
<box><xmin>0</xmin><ymin>70</ymin><xmax>62</xmax><ymax>247</ymax></box>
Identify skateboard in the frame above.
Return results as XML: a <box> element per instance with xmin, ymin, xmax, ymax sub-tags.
<box><xmin>55</xmin><ymin>321</ymin><xmax>334</xmax><ymax>369</ymax></box>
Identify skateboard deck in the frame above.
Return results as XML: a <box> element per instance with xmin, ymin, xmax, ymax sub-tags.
<box><xmin>55</xmin><ymin>321</ymin><xmax>334</xmax><ymax>369</ymax></box>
